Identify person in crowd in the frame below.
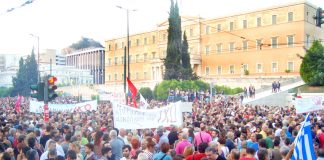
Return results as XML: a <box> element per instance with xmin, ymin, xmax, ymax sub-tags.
<box><xmin>109</xmin><ymin>130</ymin><xmax>123</xmax><ymax>160</ymax></box>
<box><xmin>194</xmin><ymin>123</ymin><xmax>212</xmax><ymax>148</ymax></box>
<box><xmin>205</xmin><ymin>147</ymin><xmax>226</xmax><ymax>160</ymax></box>
<box><xmin>130</xmin><ymin>138</ymin><xmax>140</xmax><ymax>158</ymax></box>
<box><xmin>152</xmin><ymin>142</ymin><xmax>172</xmax><ymax>160</ymax></box>
<box><xmin>84</xmin><ymin>143</ymin><xmax>96</xmax><ymax>160</ymax></box>
<box><xmin>121</xmin><ymin>145</ymin><xmax>131</xmax><ymax>160</ymax></box>
<box><xmin>175</xmin><ymin>132</ymin><xmax>192</xmax><ymax>155</ymax></box>
<box><xmin>239</xmin><ymin>148</ymin><xmax>256</xmax><ymax>160</ymax></box>
<box><xmin>185</xmin><ymin>142</ymin><xmax>208</xmax><ymax>160</ymax></box>
<box><xmin>183</xmin><ymin>145</ymin><xmax>194</xmax><ymax>159</ymax></box>
<box><xmin>257</xmin><ymin>148</ymin><xmax>269</xmax><ymax>160</ymax></box>
<box><xmin>66</xmin><ymin>150</ymin><xmax>77</xmax><ymax>160</ymax></box>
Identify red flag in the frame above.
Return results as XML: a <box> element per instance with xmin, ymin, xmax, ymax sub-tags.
<box><xmin>127</xmin><ymin>77</ymin><xmax>138</xmax><ymax>108</ymax></box>
<box><xmin>14</xmin><ymin>95</ymin><xmax>22</xmax><ymax>113</ymax></box>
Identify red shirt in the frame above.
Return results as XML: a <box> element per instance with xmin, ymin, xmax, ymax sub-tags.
<box><xmin>240</xmin><ymin>157</ymin><xmax>256</xmax><ymax>160</ymax></box>
<box><xmin>319</xmin><ymin>133</ymin><xmax>324</xmax><ymax>148</ymax></box>
<box><xmin>185</xmin><ymin>153</ymin><xmax>206</xmax><ymax>160</ymax></box>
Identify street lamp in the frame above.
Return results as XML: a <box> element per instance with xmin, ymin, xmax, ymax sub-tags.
<box><xmin>30</xmin><ymin>34</ymin><xmax>40</xmax><ymax>83</ymax></box>
<box><xmin>116</xmin><ymin>5</ymin><xmax>137</xmax><ymax>80</ymax></box>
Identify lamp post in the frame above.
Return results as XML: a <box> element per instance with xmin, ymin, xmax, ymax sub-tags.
<box><xmin>116</xmin><ymin>5</ymin><xmax>137</xmax><ymax>80</ymax></box>
<box><xmin>30</xmin><ymin>34</ymin><xmax>40</xmax><ymax>83</ymax></box>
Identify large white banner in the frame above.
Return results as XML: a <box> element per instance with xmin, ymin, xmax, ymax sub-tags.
<box><xmin>30</xmin><ymin>100</ymin><xmax>97</xmax><ymax>113</ymax></box>
<box><xmin>295</xmin><ymin>96</ymin><xmax>324</xmax><ymax>114</ymax></box>
<box><xmin>113</xmin><ymin>102</ymin><xmax>185</xmax><ymax>129</ymax></box>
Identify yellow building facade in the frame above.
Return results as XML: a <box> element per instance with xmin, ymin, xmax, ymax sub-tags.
<box><xmin>105</xmin><ymin>2</ymin><xmax>324</xmax><ymax>86</ymax></box>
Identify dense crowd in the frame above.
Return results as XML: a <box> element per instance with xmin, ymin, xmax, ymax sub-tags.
<box><xmin>0</xmin><ymin>94</ymin><xmax>323</xmax><ymax>160</ymax></box>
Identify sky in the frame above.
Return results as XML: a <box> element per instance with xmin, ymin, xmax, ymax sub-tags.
<box><xmin>0</xmin><ymin>0</ymin><xmax>323</xmax><ymax>55</ymax></box>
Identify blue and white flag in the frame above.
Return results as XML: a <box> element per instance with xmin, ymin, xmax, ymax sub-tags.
<box><xmin>291</xmin><ymin>114</ymin><xmax>316</xmax><ymax>160</ymax></box>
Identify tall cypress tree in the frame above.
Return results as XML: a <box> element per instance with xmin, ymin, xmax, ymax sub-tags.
<box><xmin>181</xmin><ymin>31</ymin><xmax>197</xmax><ymax>80</ymax></box>
<box><xmin>11</xmin><ymin>58</ymin><xmax>27</xmax><ymax>96</ymax></box>
<box><xmin>164</xmin><ymin>0</ymin><xmax>182</xmax><ymax>80</ymax></box>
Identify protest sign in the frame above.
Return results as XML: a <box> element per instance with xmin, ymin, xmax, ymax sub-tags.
<box><xmin>113</xmin><ymin>101</ymin><xmax>184</xmax><ymax>129</ymax></box>
<box><xmin>295</xmin><ymin>96</ymin><xmax>324</xmax><ymax>114</ymax></box>
<box><xmin>29</xmin><ymin>100</ymin><xmax>97</xmax><ymax>113</ymax></box>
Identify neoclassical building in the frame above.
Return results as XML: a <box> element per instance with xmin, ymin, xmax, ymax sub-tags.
<box><xmin>105</xmin><ymin>1</ymin><xmax>324</xmax><ymax>86</ymax></box>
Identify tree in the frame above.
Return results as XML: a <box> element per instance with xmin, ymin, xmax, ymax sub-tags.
<box><xmin>11</xmin><ymin>49</ymin><xmax>38</xmax><ymax>96</ymax></box>
<box><xmin>139</xmin><ymin>87</ymin><xmax>154</xmax><ymax>101</ymax></box>
<box><xmin>164</xmin><ymin>0</ymin><xmax>182</xmax><ymax>80</ymax></box>
<box><xmin>70</xmin><ymin>37</ymin><xmax>103</xmax><ymax>50</ymax></box>
<box><xmin>300</xmin><ymin>40</ymin><xmax>324</xmax><ymax>86</ymax></box>
<box><xmin>180</xmin><ymin>31</ymin><xmax>198</xmax><ymax>80</ymax></box>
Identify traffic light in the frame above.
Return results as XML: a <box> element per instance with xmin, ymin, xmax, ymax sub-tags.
<box><xmin>315</xmin><ymin>7</ymin><xmax>324</xmax><ymax>27</ymax></box>
<box><xmin>45</xmin><ymin>75</ymin><xmax>58</xmax><ymax>103</ymax></box>
<box><xmin>30</xmin><ymin>82</ymin><xmax>44</xmax><ymax>101</ymax></box>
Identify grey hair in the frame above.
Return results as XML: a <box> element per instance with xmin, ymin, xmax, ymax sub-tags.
<box><xmin>109</xmin><ymin>130</ymin><xmax>117</xmax><ymax>138</ymax></box>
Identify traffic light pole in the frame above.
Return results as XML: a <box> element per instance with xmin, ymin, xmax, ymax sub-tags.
<box><xmin>44</xmin><ymin>75</ymin><xmax>49</xmax><ymax>104</ymax></box>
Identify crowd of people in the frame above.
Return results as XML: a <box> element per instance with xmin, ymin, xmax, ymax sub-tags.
<box><xmin>0</xmin><ymin>94</ymin><xmax>323</xmax><ymax>160</ymax></box>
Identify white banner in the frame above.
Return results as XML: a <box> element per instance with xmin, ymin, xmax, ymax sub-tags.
<box><xmin>100</xmin><ymin>93</ymin><xmax>126</xmax><ymax>104</ymax></box>
<box><xmin>113</xmin><ymin>102</ymin><xmax>184</xmax><ymax>129</ymax></box>
<box><xmin>295</xmin><ymin>96</ymin><xmax>324</xmax><ymax>114</ymax></box>
<box><xmin>29</xmin><ymin>100</ymin><xmax>97</xmax><ymax>113</ymax></box>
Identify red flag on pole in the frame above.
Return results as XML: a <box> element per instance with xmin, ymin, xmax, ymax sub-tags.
<box><xmin>14</xmin><ymin>95</ymin><xmax>22</xmax><ymax>113</ymax></box>
<box><xmin>127</xmin><ymin>77</ymin><xmax>138</xmax><ymax>108</ymax></box>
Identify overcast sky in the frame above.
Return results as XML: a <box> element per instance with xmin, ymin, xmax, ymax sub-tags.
<box><xmin>0</xmin><ymin>0</ymin><xmax>323</xmax><ymax>55</ymax></box>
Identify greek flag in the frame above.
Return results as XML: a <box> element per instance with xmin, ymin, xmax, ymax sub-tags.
<box><xmin>291</xmin><ymin>114</ymin><xmax>316</xmax><ymax>160</ymax></box>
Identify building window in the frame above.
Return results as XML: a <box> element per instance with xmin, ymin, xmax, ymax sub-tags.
<box><xmin>114</xmin><ymin>74</ymin><xmax>117</xmax><ymax>80</ymax></box>
<box><xmin>229</xmin><ymin>42</ymin><xmax>235</xmax><ymax>52</ymax></box>
<box><xmin>205</xmin><ymin>46</ymin><xmax>210</xmax><ymax>55</ymax></box>
<box><xmin>217</xmin><ymin>43</ymin><xmax>222</xmax><ymax>53</ymax></box>
<box><xmin>217</xmin><ymin>66</ymin><xmax>222</xmax><ymax>75</ymax></box>
<box><xmin>306</xmin><ymin>34</ymin><xmax>310</xmax><ymax>47</ymax></box>
<box><xmin>256</xmin><ymin>39</ymin><xmax>262</xmax><ymax>50</ymax></box>
<box><xmin>136</xmin><ymin>72</ymin><xmax>139</xmax><ymax>80</ymax></box>
<box><xmin>144</xmin><ymin>53</ymin><xmax>148</xmax><ymax>61</ymax></box>
<box><xmin>272</xmin><ymin>62</ymin><xmax>278</xmax><ymax>72</ymax></box>
<box><xmin>152</xmin><ymin>36</ymin><xmax>155</xmax><ymax>43</ymax></box>
<box><xmin>108</xmin><ymin>75</ymin><xmax>111</xmax><ymax>81</ymax></box>
<box><xmin>136</xmin><ymin>54</ymin><xmax>140</xmax><ymax>62</ymax></box>
<box><xmin>257</xmin><ymin>63</ymin><xmax>262</xmax><ymax>73</ymax></box>
<box><xmin>190</xmin><ymin>28</ymin><xmax>193</xmax><ymax>37</ymax></box>
<box><xmin>114</xmin><ymin>57</ymin><xmax>118</xmax><ymax>65</ymax></box>
<box><xmin>115</xmin><ymin>43</ymin><xmax>118</xmax><ymax>49</ymax></box>
<box><xmin>243</xmin><ymin>41</ymin><xmax>248</xmax><ymax>51</ymax></box>
<box><xmin>242</xmin><ymin>64</ymin><xmax>248</xmax><ymax>71</ymax></box>
<box><xmin>229</xmin><ymin>22</ymin><xmax>234</xmax><ymax>31</ymax></box>
<box><xmin>129</xmin><ymin>55</ymin><xmax>132</xmax><ymax>62</ymax></box>
<box><xmin>152</xmin><ymin>52</ymin><xmax>156</xmax><ymax>59</ymax></box>
<box><xmin>272</xmin><ymin>15</ymin><xmax>277</xmax><ymax>25</ymax></box>
<box><xmin>287</xmin><ymin>35</ymin><xmax>294</xmax><ymax>47</ymax></box>
<box><xmin>288</xmin><ymin>12</ymin><xmax>293</xmax><ymax>22</ymax></box>
<box><xmin>121</xmin><ymin>56</ymin><xmax>124</xmax><ymax>64</ymax></box>
<box><xmin>163</xmin><ymin>34</ymin><xmax>166</xmax><ymax>41</ymax></box>
<box><xmin>217</xmin><ymin>24</ymin><xmax>221</xmax><ymax>32</ymax></box>
<box><xmin>136</xmin><ymin>39</ymin><xmax>140</xmax><ymax>46</ymax></box>
<box><xmin>230</xmin><ymin>65</ymin><xmax>235</xmax><ymax>74</ymax></box>
<box><xmin>108</xmin><ymin>58</ymin><xmax>111</xmax><ymax>66</ymax></box>
<box><xmin>287</xmin><ymin>61</ymin><xmax>294</xmax><ymax>72</ymax></box>
<box><xmin>108</xmin><ymin>44</ymin><xmax>111</xmax><ymax>51</ymax></box>
<box><xmin>144</xmin><ymin>72</ymin><xmax>147</xmax><ymax>79</ymax></box>
<box><xmin>257</xmin><ymin>17</ymin><xmax>261</xmax><ymax>27</ymax></box>
<box><xmin>205</xmin><ymin>26</ymin><xmax>210</xmax><ymax>34</ymax></box>
<box><xmin>271</xmin><ymin>37</ymin><xmax>278</xmax><ymax>48</ymax></box>
<box><xmin>243</xmin><ymin>20</ymin><xmax>247</xmax><ymax>29</ymax></box>
<box><xmin>205</xmin><ymin>67</ymin><xmax>210</xmax><ymax>76</ymax></box>
<box><xmin>144</xmin><ymin>38</ymin><xmax>147</xmax><ymax>45</ymax></box>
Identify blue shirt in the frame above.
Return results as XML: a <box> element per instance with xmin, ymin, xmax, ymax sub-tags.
<box><xmin>153</xmin><ymin>152</ymin><xmax>172</xmax><ymax>160</ymax></box>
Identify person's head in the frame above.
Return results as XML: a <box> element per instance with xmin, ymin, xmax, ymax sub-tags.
<box><xmin>68</xmin><ymin>142</ymin><xmax>81</xmax><ymax>153</ymax></box>
<box><xmin>84</xmin><ymin>143</ymin><xmax>94</xmax><ymax>154</ymax></box>
<box><xmin>2</xmin><ymin>151</ymin><xmax>12</xmax><ymax>160</ymax></box>
<box><xmin>48</xmin><ymin>148</ymin><xmax>57</xmax><ymax>159</ymax></box>
<box><xmin>284</xmin><ymin>138</ymin><xmax>290</xmax><ymax>146</ymax></box>
<box><xmin>230</xmin><ymin>149</ymin><xmax>240</xmax><ymax>160</ymax></box>
<box><xmin>102</xmin><ymin>147</ymin><xmax>112</xmax><ymax>158</ymax></box>
<box><xmin>205</xmin><ymin>147</ymin><xmax>218</xmax><ymax>160</ymax></box>
<box><xmin>198</xmin><ymin>142</ymin><xmax>208</xmax><ymax>153</ymax></box>
<box><xmin>250</xmin><ymin>133</ymin><xmax>256</xmax><ymax>142</ymax></box>
<box><xmin>109</xmin><ymin>130</ymin><xmax>117</xmax><ymax>139</ymax></box>
<box><xmin>258</xmin><ymin>139</ymin><xmax>267</xmax><ymax>148</ymax></box>
<box><xmin>94</xmin><ymin>130</ymin><xmax>103</xmax><ymax>145</ymax></box>
<box><xmin>27</xmin><ymin>137</ymin><xmax>36</xmax><ymax>148</ymax></box>
<box><xmin>183</xmin><ymin>145</ymin><xmax>194</xmax><ymax>158</ymax></box>
<box><xmin>181</xmin><ymin>132</ymin><xmax>188</xmax><ymax>140</ymax></box>
<box><xmin>257</xmin><ymin>148</ymin><xmax>269</xmax><ymax>160</ymax></box>
<box><xmin>246</xmin><ymin>148</ymin><xmax>256</xmax><ymax>156</ymax></box>
<box><xmin>160</xmin><ymin>142</ymin><xmax>170</xmax><ymax>153</ymax></box>
<box><xmin>211</xmin><ymin>130</ymin><xmax>219</xmax><ymax>138</ymax></box>
<box><xmin>66</xmin><ymin>150</ymin><xmax>77</xmax><ymax>160</ymax></box>
<box><xmin>119</xmin><ymin>128</ymin><xmax>126</xmax><ymax>137</ymax></box>
<box><xmin>48</xmin><ymin>140</ymin><xmax>57</xmax><ymax>150</ymax></box>
<box><xmin>65</xmin><ymin>132</ymin><xmax>73</xmax><ymax>142</ymax></box>
<box><xmin>26</xmin><ymin>149</ymin><xmax>39</xmax><ymax>160</ymax></box>
<box><xmin>262</xmin><ymin>124</ymin><xmax>268</xmax><ymax>132</ymax></box>
<box><xmin>141</xmin><ymin>138</ymin><xmax>147</xmax><ymax>150</ymax></box>
<box><xmin>273</xmin><ymin>138</ymin><xmax>280</xmax><ymax>147</ymax></box>
<box><xmin>131</xmin><ymin>138</ymin><xmax>140</xmax><ymax>150</ymax></box>
<box><xmin>122</xmin><ymin>145</ymin><xmax>131</xmax><ymax>158</ymax></box>
<box><xmin>145</xmin><ymin>137</ymin><xmax>155</xmax><ymax>152</ymax></box>
<box><xmin>318</xmin><ymin>148</ymin><xmax>324</xmax><ymax>158</ymax></box>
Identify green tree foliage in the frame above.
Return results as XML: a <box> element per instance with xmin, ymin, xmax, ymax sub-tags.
<box><xmin>164</xmin><ymin>0</ymin><xmax>182</xmax><ymax>80</ymax></box>
<box><xmin>70</xmin><ymin>37</ymin><xmax>103</xmax><ymax>50</ymax></box>
<box><xmin>180</xmin><ymin>32</ymin><xmax>198</xmax><ymax>80</ymax></box>
<box><xmin>139</xmin><ymin>87</ymin><xmax>154</xmax><ymax>101</ymax></box>
<box><xmin>11</xmin><ymin>49</ymin><xmax>38</xmax><ymax>96</ymax></box>
<box><xmin>300</xmin><ymin>40</ymin><xmax>324</xmax><ymax>86</ymax></box>
<box><xmin>0</xmin><ymin>87</ymin><xmax>12</xmax><ymax>97</ymax></box>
